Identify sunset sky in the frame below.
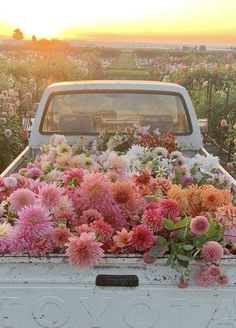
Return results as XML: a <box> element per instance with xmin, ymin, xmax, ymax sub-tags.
<box><xmin>0</xmin><ymin>0</ymin><xmax>236</xmax><ymax>44</ymax></box>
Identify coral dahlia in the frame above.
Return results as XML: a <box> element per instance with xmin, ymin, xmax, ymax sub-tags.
<box><xmin>66</xmin><ymin>232</ymin><xmax>104</xmax><ymax>267</ymax></box>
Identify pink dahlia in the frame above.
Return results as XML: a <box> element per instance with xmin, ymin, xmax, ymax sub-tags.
<box><xmin>195</xmin><ymin>268</ymin><xmax>216</xmax><ymax>287</ymax></box>
<box><xmin>217</xmin><ymin>274</ymin><xmax>229</xmax><ymax>285</ymax></box>
<box><xmin>208</xmin><ymin>264</ymin><xmax>221</xmax><ymax>276</ymax></box>
<box><xmin>177</xmin><ymin>279</ymin><xmax>189</xmax><ymax>289</ymax></box>
<box><xmin>201</xmin><ymin>241</ymin><xmax>224</xmax><ymax>262</ymax></box>
<box><xmin>78</xmin><ymin>172</ymin><xmax>114</xmax><ymax>210</ymax></box>
<box><xmin>9</xmin><ymin>188</ymin><xmax>36</xmax><ymax>212</ymax></box>
<box><xmin>38</xmin><ymin>184</ymin><xmax>64</xmax><ymax>209</ymax></box>
<box><xmin>30</xmin><ymin>235</ymin><xmax>53</xmax><ymax>256</ymax></box>
<box><xmin>29</xmin><ymin>167</ymin><xmax>42</xmax><ymax>179</ymax></box>
<box><xmin>74</xmin><ymin>224</ymin><xmax>91</xmax><ymax>236</ymax></box>
<box><xmin>66</xmin><ymin>232</ymin><xmax>104</xmax><ymax>267</ymax></box>
<box><xmin>63</xmin><ymin>168</ymin><xmax>84</xmax><ymax>188</ymax></box>
<box><xmin>52</xmin><ymin>227</ymin><xmax>71</xmax><ymax>249</ymax></box>
<box><xmin>141</xmin><ymin>208</ymin><xmax>165</xmax><ymax>233</ymax></box>
<box><xmin>159</xmin><ymin>199</ymin><xmax>180</xmax><ymax>221</ymax></box>
<box><xmin>143</xmin><ymin>252</ymin><xmax>156</xmax><ymax>264</ymax></box>
<box><xmin>224</xmin><ymin>227</ymin><xmax>236</xmax><ymax>244</ymax></box>
<box><xmin>80</xmin><ymin>209</ymin><xmax>103</xmax><ymax>224</ymax></box>
<box><xmin>16</xmin><ymin>204</ymin><xmax>53</xmax><ymax>238</ymax></box>
<box><xmin>90</xmin><ymin>219</ymin><xmax>113</xmax><ymax>242</ymax></box>
<box><xmin>190</xmin><ymin>216</ymin><xmax>209</xmax><ymax>235</ymax></box>
<box><xmin>131</xmin><ymin>225</ymin><xmax>155</xmax><ymax>252</ymax></box>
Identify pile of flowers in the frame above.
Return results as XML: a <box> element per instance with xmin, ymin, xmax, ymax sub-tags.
<box><xmin>0</xmin><ymin>126</ymin><xmax>235</xmax><ymax>288</ymax></box>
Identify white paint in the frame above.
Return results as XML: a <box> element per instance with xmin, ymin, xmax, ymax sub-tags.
<box><xmin>0</xmin><ymin>256</ymin><xmax>235</xmax><ymax>327</ymax></box>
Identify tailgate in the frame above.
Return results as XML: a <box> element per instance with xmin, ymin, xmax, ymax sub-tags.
<box><xmin>0</xmin><ymin>255</ymin><xmax>236</xmax><ymax>328</ymax></box>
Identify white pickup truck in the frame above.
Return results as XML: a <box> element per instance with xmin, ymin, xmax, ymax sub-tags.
<box><xmin>1</xmin><ymin>81</ymin><xmax>236</xmax><ymax>328</ymax></box>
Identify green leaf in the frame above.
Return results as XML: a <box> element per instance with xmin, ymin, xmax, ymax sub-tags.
<box><xmin>172</xmin><ymin>263</ymin><xmax>181</xmax><ymax>273</ymax></box>
<box><xmin>183</xmin><ymin>244</ymin><xmax>194</xmax><ymax>251</ymax></box>
<box><xmin>144</xmin><ymin>195</ymin><xmax>156</xmax><ymax>202</ymax></box>
<box><xmin>165</xmin><ymin>254</ymin><xmax>174</xmax><ymax>266</ymax></box>
<box><xmin>207</xmin><ymin>220</ymin><xmax>218</xmax><ymax>238</ymax></box>
<box><xmin>176</xmin><ymin>254</ymin><xmax>190</xmax><ymax>262</ymax></box>
<box><xmin>175</xmin><ymin>217</ymin><xmax>191</xmax><ymax>229</ymax></box>
<box><xmin>164</xmin><ymin>219</ymin><xmax>175</xmax><ymax>230</ymax></box>
<box><xmin>156</xmin><ymin>235</ymin><xmax>168</xmax><ymax>246</ymax></box>
<box><xmin>149</xmin><ymin>246</ymin><xmax>163</xmax><ymax>256</ymax></box>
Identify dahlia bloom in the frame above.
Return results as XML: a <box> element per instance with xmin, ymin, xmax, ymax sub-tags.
<box><xmin>154</xmin><ymin>178</ymin><xmax>172</xmax><ymax>195</ymax></box>
<box><xmin>63</xmin><ymin>168</ymin><xmax>84</xmax><ymax>188</ymax></box>
<box><xmin>77</xmin><ymin>172</ymin><xmax>114</xmax><ymax>211</ymax></box>
<box><xmin>224</xmin><ymin>227</ymin><xmax>236</xmax><ymax>243</ymax></box>
<box><xmin>113</xmin><ymin>228</ymin><xmax>133</xmax><ymax>248</ymax></box>
<box><xmin>3</xmin><ymin>177</ymin><xmax>17</xmax><ymax>189</ymax></box>
<box><xmin>142</xmin><ymin>207</ymin><xmax>165</xmax><ymax>233</ymax></box>
<box><xmin>184</xmin><ymin>185</ymin><xmax>202</xmax><ymax>216</ymax></box>
<box><xmin>217</xmin><ymin>274</ymin><xmax>229</xmax><ymax>285</ymax></box>
<box><xmin>201</xmin><ymin>241</ymin><xmax>224</xmax><ymax>262</ymax></box>
<box><xmin>159</xmin><ymin>199</ymin><xmax>180</xmax><ymax>221</ymax></box>
<box><xmin>201</xmin><ymin>185</ymin><xmax>231</xmax><ymax>212</ymax></box>
<box><xmin>4</xmin><ymin>129</ymin><xmax>12</xmax><ymax>138</ymax></box>
<box><xmin>143</xmin><ymin>252</ymin><xmax>156</xmax><ymax>264</ymax></box>
<box><xmin>112</xmin><ymin>181</ymin><xmax>135</xmax><ymax>204</ymax></box>
<box><xmin>80</xmin><ymin>209</ymin><xmax>103</xmax><ymax>224</ymax></box>
<box><xmin>30</xmin><ymin>236</ymin><xmax>53</xmax><ymax>256</ymax></box>
<box><xmin>131</xmin><ymin>225</ymin><xmax>155</xmax><ymax>251</ymax></box>
<box><xmin>38</xmin><ymin>184</ymin><xmax>64</xmax><ymax>209</ymax></box>
<box><xmin>90</xmin><ymin>219</ymin><xmax>113</xmax><ymax>242</ymax></box>
<box><xmin>208</xmin><ymin>264</ymin><xmax>221</xmax><ymax>276</ymax></box>
<box><xmin>28</xmin><ymin>167</ymin><xmax>42</xmax><ymax>179</ymax></box>
<box><xmin>66</xmin><ymin>232</ymin><xmax>104</xmax><ymax>267</ymax></box>
<box><xmin>215</xmin><ymin>205</ymin><xmax>236</xmax><ymax>229</ymax></box>
<box><xmin>53</xmin><ymin>195</ymin><xmax>75</xmax><ymax>221</ymax></box>
<box><xmin>167</xmin><ymin>185</ymin><xmax>189</xmax><ymax>213</ymax></box>
<box><xmin>220</xmin><ymin>119</ymin><xmax>228</xmax><ymax>128</ymax></box>
<box><xmin>16</xmin><ymin>204</ymin><xmax>53</xmax><ymax>238</ymax></box>
<box><xmin>52</xmin><ymin>227</ymin><xmax>71</xmax><ymax>249</ymax></box>
<box><xmin>9</xmin><ymin>188</ymin><xmax>36</xmax><ymax>212</ymax></box>
<box><xmin>190</xmin><ymin>216</ymin><xmax>209</xmax><ymax>235</ymax></box>
<box><xmin>195</xmin><ymin>268</ymin><xmax>216</xmax><ymax>287</ymax></box>
<box><xmin>177</xmin><ymin>279</ymin><xmax>189</xmax><ymax>289</ymax></box>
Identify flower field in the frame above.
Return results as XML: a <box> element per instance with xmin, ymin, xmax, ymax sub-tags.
<box><xmin>1</xmin><ymin>46</ymin><xmax>236</xmax><ymax>171</ymax></box>
<box><xmin>0</xmin><ymin>126</ymin><xmax>235</xmax><ymax>287</ymax></box>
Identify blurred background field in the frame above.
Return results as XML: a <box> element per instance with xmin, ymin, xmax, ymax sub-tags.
<box><xmin>1</xmin><ymin>42</ymin><xmax>236</xmax><ymax>172</ymax></box>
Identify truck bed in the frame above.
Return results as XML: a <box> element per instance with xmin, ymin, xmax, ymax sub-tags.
<box><xmin>1</xmin><ymin>255</ymin><xmax>236</xmax><ymax>328</ymax></box>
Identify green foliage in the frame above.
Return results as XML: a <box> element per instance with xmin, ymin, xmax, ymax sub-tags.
<box><xmin>149</xmin><ymin>216</ymin><xmax>224</xmax><ymax>280</ymax></box>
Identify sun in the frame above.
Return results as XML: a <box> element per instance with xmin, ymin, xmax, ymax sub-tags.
<box><xmin>2</xmin><ymin>1</ymin><xmax>79</xmax><ymax>39</ymax></box>
<box><xmin>1</xmin><ymin>0</ymin><xmax>174</xmax><ymax>39</ymax></box>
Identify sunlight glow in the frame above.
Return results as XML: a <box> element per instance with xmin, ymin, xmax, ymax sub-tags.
<box><xmin>0</xmin><ymin>0</ymin><xmax>236</xmax><ymax>43</ymax></box>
